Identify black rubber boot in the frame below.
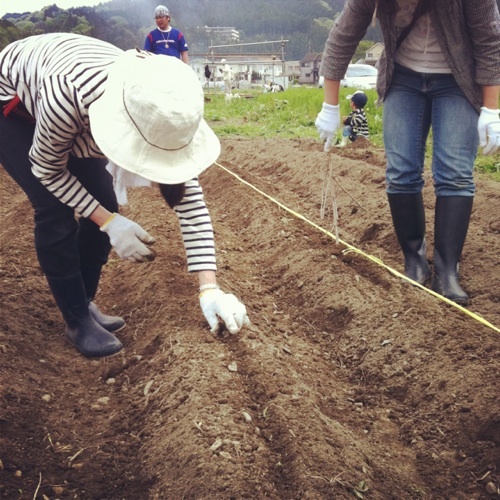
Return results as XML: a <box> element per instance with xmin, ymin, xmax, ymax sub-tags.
<box><xmin>388</xmin><ymin>193</ymin><xmax>431</xmax><ymax>284</ymax></box>
<box><xmin>88</xmin><ymin>302</ymin><xmax>126</xmax><ymax>333</ymax></box>
<box><xmin>46</xmin><ymin>274</ymin><xmax>123</xmax><ymax>358</ymax></box>
<box><xmin>81</xmin><ymin>264</ymin><xmax>126</xmax><ymax>332</ymax></box>
<box><xmin>80</xmin><ymin>263</ymin><xmax>102</xmax><ymax>304</ymax></box>
<box><xmin>431</xmin><ymin>196</ymin><xmax>473</xmax><ymax>306</ymax></box>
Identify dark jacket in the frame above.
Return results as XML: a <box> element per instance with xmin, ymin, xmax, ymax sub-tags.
<box><xmin>321</xmin><ymin>0</ymin><xmax>500</xmax><ymax>111</ymax></box>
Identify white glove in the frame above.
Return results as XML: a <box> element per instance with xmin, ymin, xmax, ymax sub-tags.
<box><xmin>315</xmin><ymin>102</ymin><xmax>340</xmax><ymax>152</ymax></box>
<box><xmin>478</xmin><ymin>107</ymin><xmax>500</xmax><ymax>156</ymax></box>
<box><xmin>100</xmin><ymin>213</ymin><xmax>155</xmax><ymax>262</ymax></box>
<box><xmin>199</xmin><ymin>288</ymin><xmax>250</xmax><ymax>335</ymax></box>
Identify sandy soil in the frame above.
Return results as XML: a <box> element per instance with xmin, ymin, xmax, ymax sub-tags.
<box><xmin>1</xmin><ymin>137</ymin><xmax>499</xmax><ymax>499</ymax></box>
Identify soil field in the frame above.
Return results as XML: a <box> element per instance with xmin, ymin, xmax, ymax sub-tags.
<box><xmin>1</xmin><ymin>137</ymin><xmax>499</xmax><ymax>499</ymax></box>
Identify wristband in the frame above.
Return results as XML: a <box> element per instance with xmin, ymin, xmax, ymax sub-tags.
<box><xmin>198</xmin><ymin>283</ymin><xmax>219</xmax><ymax>298</ymax></box>
<box><xmin>322</xmin><ymin>102</ymin><xmax>339</xmax><ymax>111</ymax></box>
<box><xmin>199</xmin><ymin>283</ymin><xmax>219</xmax><ymax>292</ymax></box>
<box><xmin>480</xmin><ymin>107</ymin><xmax>500</xmax><ymax>114</ymax></box>
<box><xmin>198</xmin><ymin>283</ymin><xmax>219</xmax><ymax>299</ymax></box>
<box><xmin>100</xmin><ymin>212</ymin><xmax>117</xmax><ymax>230</ymax></box>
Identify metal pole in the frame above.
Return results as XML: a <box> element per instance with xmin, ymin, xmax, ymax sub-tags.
<box><xmin>209</xmin><ymin>39</ymin><xmax>289</xmax><ymax>49</ymax></box>
<box><xmin>204</xmin><ymin>38</ymin><xmax>289</xmax><ymax>92</ymax></box>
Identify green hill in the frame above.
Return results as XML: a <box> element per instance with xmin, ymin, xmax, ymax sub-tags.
<box><xmin>0</xmin><ymin>0</ymin><xmax>379</xmax><ymax>59</ymax></box>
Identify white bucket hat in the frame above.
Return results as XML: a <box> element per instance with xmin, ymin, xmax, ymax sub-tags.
<box><xmin>89</xmin><ymin>50</ymin><xmax>220</xmax><ymax>184</ymax></box>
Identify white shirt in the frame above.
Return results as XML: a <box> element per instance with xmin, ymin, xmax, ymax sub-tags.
<box><xmin>394</xmin><ymin>1</ymin><xmax>451</xmax><ymax>73</ymax></box>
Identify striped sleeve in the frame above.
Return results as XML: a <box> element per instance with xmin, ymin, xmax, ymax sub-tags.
<box><xmin>0</xmin><ymin>33</ymin><xmax>121</xmax><ymax>218</ymax></box>
<box><xmin>174</xmin><ymin>178</ymin><xmax>217</xmax><ymax>273</ymax></box>
<box><xmin>29</xmin><ymin>75</ymin><xmax>99</xmax><ymax>217</ymax></box>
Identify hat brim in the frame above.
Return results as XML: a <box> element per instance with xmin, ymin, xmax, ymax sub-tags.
<box><xmin>89</xmin><ymin>51</ymin><xmax>220</xmax><ymax>184</ymax></box>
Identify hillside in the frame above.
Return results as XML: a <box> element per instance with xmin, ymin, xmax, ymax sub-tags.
<box><xmin>0</xmin><ymin>0</ymin><xmax>381</xmax><ymax>59</ymax></box>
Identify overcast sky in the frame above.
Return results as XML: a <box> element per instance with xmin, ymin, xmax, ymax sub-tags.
<box><xmin>0</xmin><ymin>1</ymin><xmax>105</xmax><ymax>17</ymax></box>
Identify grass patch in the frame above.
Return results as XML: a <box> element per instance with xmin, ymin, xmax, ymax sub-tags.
<box><xmin>475</xmin><ymin>156</ymin><xmax>500</xmax><ymax>181</ymax></box>
<box><xmin>205</xmin><ymin>87</ymin><xmax>382</xmax><ymax>140</ymax></box>
<box><xmin>205</xmin><ymin>86</ymin><xmax>499</xmax><ymax>180</ymax></box>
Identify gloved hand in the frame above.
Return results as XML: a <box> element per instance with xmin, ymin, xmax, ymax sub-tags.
<box><xmin>199</xmin><ymin>288</ymin><xmax>250</xmax><ymax>335</ymax></box>
<box><xmin>315</xmin><ymin>102</ymin><xmax>340</xmax><ymax>152</ymax></box>
<box><xmin>478</xmin><ymin>107</ymin><xmax>500</xmax><ymax>155</ymax></box>
<box><xmin>100</xmin><ymin>213</ymin><xmax>155</xmax><ymax>262</ymax></box>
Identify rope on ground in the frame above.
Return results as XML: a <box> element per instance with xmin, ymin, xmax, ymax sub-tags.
<box><xmin>214</xmin><ymin>161</ymin><xmax>500</xmax><ymax>334</ymax></box>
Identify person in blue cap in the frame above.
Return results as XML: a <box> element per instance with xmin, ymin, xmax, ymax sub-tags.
<box><xmin>144</xmin><ymin>5</ymin><xmax>189</xmax><ymax>63</ymax></box>
<box><xmin>338</xmin><ymin>90</ymin><xmax>370</xmax><ymax>147</ymax></box>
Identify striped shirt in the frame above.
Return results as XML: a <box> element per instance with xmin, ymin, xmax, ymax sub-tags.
<box><xmin>175</xmin><ymin>179</ymin><xmax>216</xmax><ymax>272</ymax></box>
<box><xmin>0</xmin><ymin>33</ymin><xmax>216</xmax><ymax>272</ymax></box>
<box><xmin>344</xmin><ymin>109</ymin><xmax>369</xmax><ymax>139</ymax></box>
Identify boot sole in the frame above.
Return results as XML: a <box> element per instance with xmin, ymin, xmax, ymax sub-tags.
<box><xmin>73</xmin><ymin>342</ymin><xmax>124</xmax><ymax>359</ymax></box>
<box><xmin>107</xmin><ymin>322</ymin><xmax>127</xmax><ymax>333</ymax></box>
<box><xmin>65</xmin><ymin>329</ymin><xmax>124</xmax><ymax>359</ymax></box>
<box><xmin>434</xmin><ymin>293</ymin><xmax>470</xmax><ymax>306</ymax></box>
<box><xmin>431</xmin><ymin>280</ymin><xmax>470</xmax><ymax>306</ymax></box>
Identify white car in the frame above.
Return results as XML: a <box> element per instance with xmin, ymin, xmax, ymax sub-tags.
<box><xmin>341</xmin><ymin>64</ymin><xmax>378</xmax><ymax>89</ymax></box>
<box><xmin>318</xmin><ymin>64</ymin><xmax>378</xmax><ymax>90</ymax></box>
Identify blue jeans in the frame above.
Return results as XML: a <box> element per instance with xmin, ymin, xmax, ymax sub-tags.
<box><xmin>383</xmin><ymin>64</ymin><xmax>477</xmax><ymax>197</ymax></box>
<box><xmin>342</xmin><ymin>125</ymin><xmax>353</xmax><ymax>138</ymax></box>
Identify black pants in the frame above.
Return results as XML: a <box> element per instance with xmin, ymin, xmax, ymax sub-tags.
<box><xmin>0</xmin><ymin>113</ymin><xmax>118</xmax><ymax>281</ymax></box>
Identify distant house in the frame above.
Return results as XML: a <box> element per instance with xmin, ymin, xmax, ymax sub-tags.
<box><xmin>362</xmin><ymin>43</ymin><xmax>384</xmax><ymax>66</ymax></box>
<box><xmin>299</xmin><ymin>53</ymin><xmax>322</xmax><ymax>85</ymax></box>
<box><xmin>284</xmin><ymin>60</ymin><xmax>301</xmax><ymax>83</ymax></box>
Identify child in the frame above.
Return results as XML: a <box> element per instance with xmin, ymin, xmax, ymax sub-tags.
<box><xmin>337</xmin><ymin>90</ymin><xmax>369</xmax><ymax>147</ymax></box>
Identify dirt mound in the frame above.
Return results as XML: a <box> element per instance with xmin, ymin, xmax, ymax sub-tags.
<box><xmin>1</xmin><ymin>137</ymin><xmax>499</xmax><ymax>499</ymax></box>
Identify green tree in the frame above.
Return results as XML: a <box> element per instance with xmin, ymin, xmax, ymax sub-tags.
<box><xmin>72</xmin><ymin>17</ymin><xmax>92</xmax><ymax>36</ymax></box>
<box><xmin>0</xmin><ymin>20</ymin><xmax>22</xmax><ymax>50</ymax></box>
<box><xmin>109</xmin><ymin>16</ymin><xmax>138</xmax><ymax>49</ymax></box>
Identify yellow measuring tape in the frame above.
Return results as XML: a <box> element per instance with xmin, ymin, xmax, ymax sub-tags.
<box><xmin>214</xmin><ymin>161</ymin><xmax>500</xmax><ymax>334</ymax></box>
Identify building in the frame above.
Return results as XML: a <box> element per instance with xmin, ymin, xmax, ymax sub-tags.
<box><xmin>361</xmin><ymin>43</ymin><xmax>384</xmax><ymax>66</ymax></box>
<box><xmin>191</xmin><ymin>38</ymin><xmax>293</xmax><ymax>90</ymax></box>
<box><xmin>284</xmin><ymin>60</ymin><xmax>301</xmax><ymax>84</ymax></box>
<box><xmin>299</xmin><ymin>53</ymin><xmax>322</xmax><ymax>85</ymax></box>
<box><xmin>204</xmin><ymin>26</ymin><xmax>240</xmax><ymax>44</ymax></box>
<box><xmin>190</xmin><ymin>55</ymin><xmax>290</xmax><ymax>90</ymax></box>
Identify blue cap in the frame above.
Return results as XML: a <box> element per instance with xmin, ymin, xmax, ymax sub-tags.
<box><xmin>347</xmin><ymin>90</ymin><xmax>368</xmax><ymax>108</ymax></box>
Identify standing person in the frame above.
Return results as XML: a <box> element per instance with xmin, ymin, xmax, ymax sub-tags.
<box><xmin>144</xmin><ymin>5</ymin><xmax>189</xmax><ymax>63</ymax></box>
<box><xmin>221</xmin><ymin>59</ymin><xmax>233</xmax><ymax>95</ymax></box>
<box><xmin>204</xmin><ymin>64</ymin><xmax>212</xmax><ymax>88</ymax></box>
<box><xmin>0</xmin><ymin>33</ymin><xmax>249</xmax><ymax>359</ymax></box>
<box><xmin>338</xmin><ymin>90</ymin><xmax>370</xmax><ymax>147</ymax></box>
<box><xmin>315</xmin><ymin>0</ymin><xmax>500</xmax><ymax>305</ymax></box>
